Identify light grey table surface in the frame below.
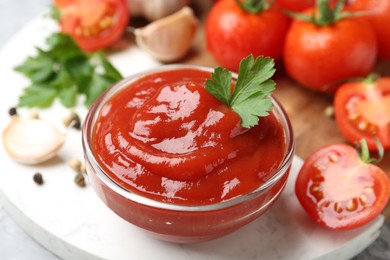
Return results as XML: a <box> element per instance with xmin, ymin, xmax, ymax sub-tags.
<box><xmin>0</xmin><ymin>3</ymin><xmax>58</xmax><ymax>259</ymax></box>
<box><xmin>0</xmin><ymin>1</ymin><xmax>389</xmax><ymax>260</ymax></box>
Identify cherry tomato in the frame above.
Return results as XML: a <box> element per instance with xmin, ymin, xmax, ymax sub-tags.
<box><xmin>283</xmin><ymin>8</ymin><xmax>377</xmax><ymax>92</ymax></box>
<box><xmin>275</xmin><ymin>0</ymin><xmax>314</xmax><ymax>12</ymax></box>
<box><xmin>334</xmin><ymin>76</ymin><xmax>390</xmax><ymax>151</ymax></box>
<box><xmin>205</xmin><ymin>0</ymin><xmax>290</xmax><ymax>71</ymax></box>
<box><xmin>296</xmin><ymin>143</ymin><xmax>390</xmax><ymax>230</ymax></box>
<box><xmin>347</xmin><ymin>0</ymin><xmax>390</xmax><ymax>60</ymax></box>
<box><xmin>54</xmin><ymin>0</ymin><xmax>129</xmax><ymax>52</ymax></box>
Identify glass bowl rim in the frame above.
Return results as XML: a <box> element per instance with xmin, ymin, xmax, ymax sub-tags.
<box><xmin>82</xmin><ymin>64</ymin><xmax>296</xmax><ymax>212</ymax></box>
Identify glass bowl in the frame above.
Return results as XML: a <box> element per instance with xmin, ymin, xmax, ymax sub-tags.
<box><xmin>82</xmin><ymin>65</ymin><xmax>295</xmax><ymax>243</ymax></box>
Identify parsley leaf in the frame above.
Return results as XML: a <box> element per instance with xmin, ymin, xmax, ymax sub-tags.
<box><xmin>84</xmin><ymin>74</ymin><xmax>115</xmax><ymax>107</ymax></box>
<box><xmin>58</xmin><ymin>85</ymin><xmax>78</xmax><ymax>107</ymax></box>
<box><xmin>14</xmin><ymin>32</ymin><xmax>123</xmax><ymax>108</ymax></box>
<box><xmin>206</xmin><ymin>67</ymin><xmax>232</xmax><ymax>105</ymax></box>
<box><xmin>97</xmin><ymin>53</ymin><xmax>123</xmax><ymax>81</ymax></box>
<box><xmin>18</xmin><ymin>86</ymin><xmax>57</xmax><ymax>108</ymax></box>
<box><xmin>205</xmin><ymin>55</ymin><xmax>276</xmax><ymax>128</ymax></box>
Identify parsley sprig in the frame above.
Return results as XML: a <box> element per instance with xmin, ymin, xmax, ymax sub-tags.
<box><xmin>206</xmin><ymin>55</ymin><xmax>276</xmax><ymax>128</ymax></box>
<box><xmin>14</xmin><ymin>32</ymin><xmax>123</xmax><ymax>108</ymax></box>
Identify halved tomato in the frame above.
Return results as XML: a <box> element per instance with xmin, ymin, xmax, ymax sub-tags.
<box><xmin>54</xmin><ymin>0</ymin><xmax>129</xmax><ymax>52</ymax></box>
<box><xmin>295</xmin><ymin>143</ymin><xmax>390</xmax><ymax>230</ymax></box>
<box><xmin>334</xmin><ymin>76</ymin><xmax>390</xmax><ymax>151</ymax></box>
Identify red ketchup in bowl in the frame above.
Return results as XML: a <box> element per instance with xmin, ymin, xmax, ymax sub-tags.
<box><xmin>83</xmin><ymin>66</ymin><xmax>294</xmax><ymax>243</ymax></box>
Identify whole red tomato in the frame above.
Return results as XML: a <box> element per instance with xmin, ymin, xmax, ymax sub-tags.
<box><xmin>334</xmin><ymin>75</ymin><xmax>390</xmax><ymax>151</ymax></box>
<box><xmin>283</xmin><ymin>8</ymin><xmax>377</xmax><ymax>92</ymax></box>
<box><xmin>347</xmin><ymin>0</ymin><xmax>390</xmax><ymax>60</ymax></box>
<box><xmin>275</xmin><ymin>0</ymin><xmax>314</xmax><ymax>12</ymax></box>
<box><xmin>54</xmin><ymin>0</ymin><xmax>129</xmax><ymax>52</ymax></box>
<box><xmin>205</xmin><ymin>0</ymin><xmax>290</xmax><ymax>71</ymax></box>
<box><xmin>296</xmin><ymin>143</ymin><xmax>390</xmax><ymax>230</ymax></box>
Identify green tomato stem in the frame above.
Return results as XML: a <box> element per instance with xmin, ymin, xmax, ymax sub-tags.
<box><xmin>357</xmin><ymin>138</ymin><xmax>384</xmax><ymax>164</ymax></box>
<box><xmin>284</xmin><ymin>0</ymin><xmax>359</xmax><ymax>26</ymax></box>
<box><xmin>362</xmin><ymin>73</ymin><xmax>380</xmax><ymax>85</ymax></box>
<box><xmin>235</xmin><ymin>0</ymin><xmax>271</xmax><ymax>14</ymax></box>
<box><xmin>282</xmin><ymin>9</ymin><xmax>314</xmax><ymax>23</ymax></box>
<box><xmin>316</xmin><ymin>0</ymin><xmax>335</xmax><ymax>26</ymax></box>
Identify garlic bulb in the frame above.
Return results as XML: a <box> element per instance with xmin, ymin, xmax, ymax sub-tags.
<box><xmin>134</xmin><ymin>7</ymin><xmax>199</xmax><ymax>62</ymax></box>
<box><xmin>2</xmin><ymin>117</ymin><xmax>65</xmax><ymax>165</ymax></box>
<box><xmin>128</xmin><ymin>0</ymin><xmax>190</xmax><ymax>21</ymax></box>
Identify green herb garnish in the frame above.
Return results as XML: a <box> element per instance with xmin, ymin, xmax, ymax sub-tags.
<box><xmin>15</xmin><ymin>32</ymin><xmax>123</xmax><ymax>108</ymax></box>
<box><xmin>206</xmin><ymin>55</ymin><xmax>276</xmax><ymax>128</ymax></box>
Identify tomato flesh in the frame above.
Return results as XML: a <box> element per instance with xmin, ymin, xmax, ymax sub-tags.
<box><xmin>56</xmin><ymin>0</ymin><xmax>129</xmax><ymax>52</ymax></box>
<box><xmin>334</xmin><ymin>77</ymin><xmax>390</xmax><ymax>150</ymax></box>
<box><xmin>296</xmin><ymin>144</ymin><xmax>390</xmax><ymax>230</ymax></box>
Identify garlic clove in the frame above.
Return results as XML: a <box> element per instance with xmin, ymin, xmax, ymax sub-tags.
<box><xmin>134</xmin><ymin>7</ymin><xmax>199</xmax><ymax>62</ymax></box>
<box><xmin>2</xmin><ymin>116</ymin><xmax>65</xmax><ymax>165</ymax></box>
<box><xmin>128</xmin><ymin>0</ymin><xmax>190</xmax><ymax>21</ymax></box>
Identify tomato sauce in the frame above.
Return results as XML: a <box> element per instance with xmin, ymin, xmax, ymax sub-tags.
<box><xmin>92</xmin><ymin>69</ymin><xmax>286</xmax><ymax>205</ymax></box>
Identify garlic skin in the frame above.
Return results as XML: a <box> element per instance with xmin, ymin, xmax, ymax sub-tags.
<box><xmin>134</xmin><ymin>7</ymin><xmax>199</xmax><ymax>62</ymax></box>
<box><xmin>2</xmin><ymin>117</ymin><xmax>65</xmax><ymax>165</ymax></box>
<box><xmin>128</xmin><ymin>0</ymin><xmax>190</xmax><ymax>21</ymax></box>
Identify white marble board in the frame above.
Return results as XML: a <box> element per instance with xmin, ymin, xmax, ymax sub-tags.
<box><xmin>0</xmin><ymin>13</ymin><xmax>385</xmax><ymax>260</ymax></box>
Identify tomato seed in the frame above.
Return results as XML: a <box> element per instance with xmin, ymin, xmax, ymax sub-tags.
<box><xmin>334</xmin><ymin>202</ymin><xmax>343</xmax><ymax>213</ymax></box>
<box><xmin>319</xmin><ymin>200</ymin><xmax>330</xmax><ymax>209</ymax></box>
<box><xmin>76</xmin><ymin>11</ymin><xmax>114</xmax><ymax>38</ymax></box>
<box><xmin>309</xmin><ymin>184</ymin><xmax>322</xmax><ymax>200</ymax></box>
<box><xmin>347</xmin><ymin>199</ymin><xmax>358</xmax><ymax>211</ymax></box>
<box><xmin>358</xmin><ymin>120</ymin><xmax>368</xmax><ymax>130</ymax></box>
<box><xmin>348</xmin><ymin>112</ymin><xmax>359</xmax><ymax>120</ymax></box>
<box><xmin>313</xmin><ymin>171</ymin><xmax>325</xmax><ymax>181</ymax></box>
<box><xmin>359</xmin><ymin>194</ymin><xmax>367</xmax><ymax>206</ymax></box>
<box><xmin>99</xmin><ymin>16</ymin><xmax>112</xmax><ymax>29</ymax></box>
<box><xmin>328</xmin><ymin>154</ymin><xmax>338</xmax><ymax>163</ymax></box>
<box><xmin>310</xmin><ymin>185</ymin><xmax>320</xmax><ymax>192</ymax></box>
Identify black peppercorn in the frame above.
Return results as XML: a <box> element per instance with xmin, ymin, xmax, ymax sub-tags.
<box><xmin>8</xmin><ymin>107</ymin><xmax>17</xmax><ymax>116</ymax></box>
<box><xmin>63</xmin><ymin>112</ymin><xmax>81</xmax><ymax>130</ymax></box>
<box><xmin>72</xmin><ymin>120</ymin><xmax>81</xmax><ymax>130</ymax></box>
<box><xmin>74</xmin><ymin>173</ymin><xmax>86</xmax><ymax>187</ymax></box>
<box><xmin>33</xmin><ymin>172</ymin><xmax>44</xmax><ymax>185</ymax></box>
